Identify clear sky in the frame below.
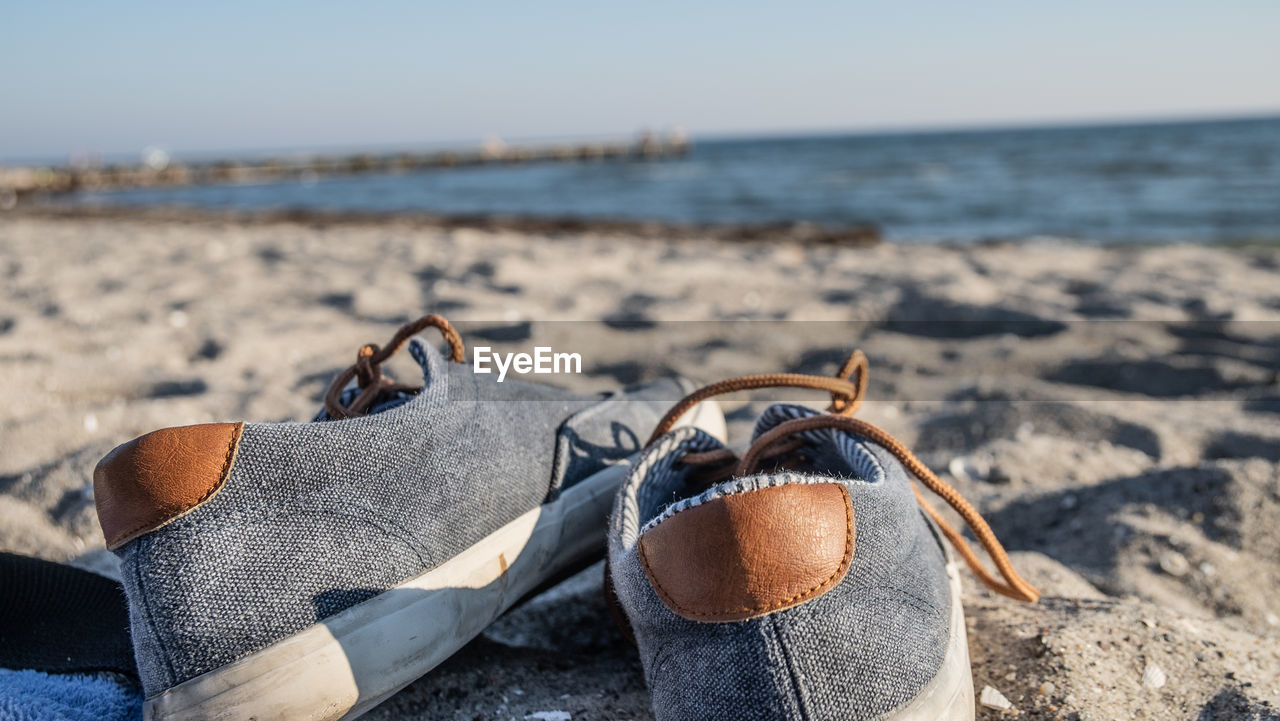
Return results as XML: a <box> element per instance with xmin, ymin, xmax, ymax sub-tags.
<box><xmin>3</xmin><ymin>0</ymin><xmax>1278</xmax><ymax>160</ymax></box>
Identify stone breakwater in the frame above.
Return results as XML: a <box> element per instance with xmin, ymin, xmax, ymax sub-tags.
<box><xmin>0</xmin><ymin>134</ymin><xmax>691</xmax><ymax>202</ymax></box>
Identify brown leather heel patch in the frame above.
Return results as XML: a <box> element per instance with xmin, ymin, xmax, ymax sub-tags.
<box><xmin>94</xmin><ymin>422</ymin><xmax>244</xmax><ymax>549</ymax></box>
<box><xmin>638</xmin><ymin>482</ymin><xmax>854</xmax><ymax>622</ymax></box>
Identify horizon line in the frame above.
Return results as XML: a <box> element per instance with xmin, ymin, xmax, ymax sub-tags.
<box><xmin>5</xmin><ymin>107</ymin><xmax>1278</xmax><ymax>168</ymax></box>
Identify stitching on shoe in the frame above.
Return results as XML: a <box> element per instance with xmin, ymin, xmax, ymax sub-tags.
<box><xmin>641</xmin><ymin>469</ymin><xmax>881</xmax><ymax>535</ymax></box>
<box><xmin>640</xmin><ymin>483</ymin><xmax>854</xmax><ymax>619</ymax></box>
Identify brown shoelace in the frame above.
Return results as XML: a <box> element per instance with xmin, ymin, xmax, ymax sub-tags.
<box><xmin>649</xmin><ymin>350</ymin><xmax>1040</xmax><ymax>603</ymax></box>
<box><xmin>323</xmin><ymin>314</ymin><xmax>466</xmax><ymax>419</ymax></box>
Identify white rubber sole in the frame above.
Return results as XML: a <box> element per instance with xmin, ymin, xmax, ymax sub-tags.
<box><xmin>145</xmin><ymin>400</ymin><xmax>725</xmax><ymax>721</ymax></box>
<box><xmin>882</xmin><ymin>560</ymin><xmax>975</xmax><ymax>721</ymax></box>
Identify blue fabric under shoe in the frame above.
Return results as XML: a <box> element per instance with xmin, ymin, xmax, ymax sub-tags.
<box><xmin>0</xmin><ymin>670</ymin><xmax>141</xmax><ymax>721</ymax></box>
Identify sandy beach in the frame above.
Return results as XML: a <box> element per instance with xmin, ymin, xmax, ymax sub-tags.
<box><xmin>2</xmin><ymin>215</ymin><xmax>1278</xmax><ymax>720</ymax></box>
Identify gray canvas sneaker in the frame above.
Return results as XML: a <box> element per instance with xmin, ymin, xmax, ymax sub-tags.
<box><xmin>93</xmin><ymin>315</ymin><xmax>725</xmax><ymax>721</ymax></box>
<box><xmin>607</xmin><ymin>351</ymin><xmax>1038</xmax><ymax>721</ymax></box>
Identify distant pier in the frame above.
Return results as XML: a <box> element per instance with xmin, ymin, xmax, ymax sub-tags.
<box><xmin>0</xmin><ymin>133</ymin><xmax>691</xmax><ymax>203</ymax></box>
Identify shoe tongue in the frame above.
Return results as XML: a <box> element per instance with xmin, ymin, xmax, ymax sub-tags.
<box><xmin>745</xmin><ymin>403</ymin><xmax>888</xmax><ymax>484</ymax></box>
<box><xmin>750</xmin><ymin>403</ymin><xmax>824</xmax><ymax>441</ymax></box>
<box><xmin>405</xmin><ymin>336</ymin><xmax>444</xmax><ymax>383</ymax></box>
<box><xmin>312</xmin><ymin>335</ymin><xmax>443</xmax><ymax>421</ymax></box>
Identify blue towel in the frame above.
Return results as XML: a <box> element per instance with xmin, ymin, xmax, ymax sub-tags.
<box><xmin>0</xmin><ymin>669</ymin><xmax>141</xmax><ymax>721</ymax></box>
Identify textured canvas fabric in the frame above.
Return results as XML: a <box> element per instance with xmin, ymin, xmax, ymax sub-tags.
<box><xmin>608</xmin><ymin>404</ymin><xmax>952</xmax><ymax>721</ymax></box>
<box><xmin>116</xmin><ymin>338</ymin><xmax>684</xmax><ymax>695</ymax></box>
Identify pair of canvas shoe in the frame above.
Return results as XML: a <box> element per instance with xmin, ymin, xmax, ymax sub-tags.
<box><xmin>94</xmin><ymin>314</ymin><xmax>1038</xmax><ymax>721</ymax></box>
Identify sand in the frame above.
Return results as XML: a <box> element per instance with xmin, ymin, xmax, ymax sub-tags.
<box><xmin>1</xmin><ymin>215</ymin><xmax>1278</xmax><ymax>720</ymax></box>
